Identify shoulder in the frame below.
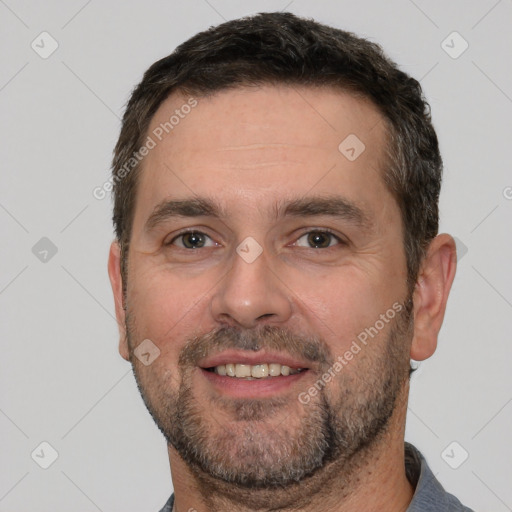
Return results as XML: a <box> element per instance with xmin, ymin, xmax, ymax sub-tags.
<box><xmin>405</xmin><ymin>443</ymin><xmax>475</xmax><ymax>512</ymax></box>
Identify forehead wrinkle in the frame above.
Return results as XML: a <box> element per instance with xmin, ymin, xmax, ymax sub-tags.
<box><xmin>217</xmin><ymin>143</ymin><xmax>321</xmax><ymax>151</ymax></box>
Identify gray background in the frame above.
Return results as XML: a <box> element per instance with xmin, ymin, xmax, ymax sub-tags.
<box><xmin>1</xmin><ymin>0</ymin><xmax>511</xmax><ymax>510</ymax></box>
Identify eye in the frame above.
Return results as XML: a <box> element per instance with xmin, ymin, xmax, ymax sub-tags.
<box><xmin>168</xmin><ymin>231</ymin><xmax>216</xmax><ymax>249</ymax></box>
<box><xmin>295</xmin><ymin>230</ymin><xmax>342</xmax><ymax>249</ymax></box>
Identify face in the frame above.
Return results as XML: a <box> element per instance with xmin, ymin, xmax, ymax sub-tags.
<box><xmin>117</xmin><ymin>85</ymin><xmax>414</xmax><ymax>487</ymax></box>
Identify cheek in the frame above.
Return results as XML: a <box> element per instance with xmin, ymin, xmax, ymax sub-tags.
<box><xmin>127</xmin><ymin>264</ymin><xmax>212</xmax><ymax>348</ymax></box>
<box><xmin>288</xmin><ymin>264</ymin><xmax>402</xmax><ymax>354</ymax></box>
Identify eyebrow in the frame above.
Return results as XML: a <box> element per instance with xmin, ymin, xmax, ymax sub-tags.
<box><xmin>145</xmin><ymin>197</ymin><xmax>224</xmax><ymax>232</ymax></box>
<box><xmin>144</xmin><ymin>196</ymin><xmax>372</xmax><ymax>232</ymax></box>
<box><xmin>280</xmin><ymin>197</ymin><xmax>372</xmax><ymax>230</ymax></box>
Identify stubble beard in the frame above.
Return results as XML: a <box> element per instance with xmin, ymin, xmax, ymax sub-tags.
<box><xmin>127</xmin><ymin>300</ymin><xmax>413</xmax><ymax>494</ymax></box>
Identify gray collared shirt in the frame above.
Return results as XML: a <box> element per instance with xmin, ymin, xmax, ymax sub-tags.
<box><xmin>404</xmin><ymin>442</ymin><xmax>474</xmax><ymax>511</ymax></box>
<box><xmin>158</xmin><ymin>443</ymin><xmax>474</xmax><ymax>511</ymax></box>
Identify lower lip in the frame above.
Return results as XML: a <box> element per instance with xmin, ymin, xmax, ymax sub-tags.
<box><xmin>200</xmin><ymin>368</ymin><xmax>309</xmax><ymax>398</ymax></box>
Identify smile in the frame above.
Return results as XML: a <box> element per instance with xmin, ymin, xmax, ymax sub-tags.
<box><xmin>207</xmin><ymin>363</ymin><xmax>304</xmax><ymax>379</ymax></box>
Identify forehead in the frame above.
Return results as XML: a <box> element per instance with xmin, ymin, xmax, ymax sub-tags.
<box><xmin>133</xmin><ymin>85</ymin><xmax>392</xmax><ymax>227</ymax></box>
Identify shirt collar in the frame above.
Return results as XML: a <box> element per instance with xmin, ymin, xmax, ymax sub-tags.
<box><xmin>405</xmin><ymin>442</ymin><xmax>474</xmax><ymax>511</ymax></box>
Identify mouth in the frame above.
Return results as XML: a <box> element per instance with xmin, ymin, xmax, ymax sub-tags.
<box><xmin>205</xmin><ymin>363</ymin><xmax>305</xmax><ymax>379</ymax></box>
<box><xmin>198</xmin><ymin>351</ymin><xmax>311</xmax><ymax>398</ymax></box>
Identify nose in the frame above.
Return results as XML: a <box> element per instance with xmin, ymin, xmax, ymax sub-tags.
<box><xmin>210</xmin><ymin>245</ymin><xmax>293</xmax><ymax>329</ymax></box>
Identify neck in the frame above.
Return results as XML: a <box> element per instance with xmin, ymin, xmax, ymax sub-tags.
<box><xmin>168</xmin><ymin>384</ymin><xmax>414</xmax><ymax>512</ymax></box>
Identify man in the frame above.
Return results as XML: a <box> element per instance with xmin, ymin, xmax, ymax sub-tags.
<box><xmin>107</xmin><ymin>12</ymin><xmax>474</xmax><ymax>512</ymax></box>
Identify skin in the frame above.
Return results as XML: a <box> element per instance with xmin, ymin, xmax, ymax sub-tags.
<box><xmin>108</xmin><ymin>85</ymin><xmax>457</xmax><ymax>512</ymax></box>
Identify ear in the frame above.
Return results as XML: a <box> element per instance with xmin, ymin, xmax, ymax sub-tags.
<box><xmin>108</xmin><ymin>241</ymin><xmax>130</xmax><ymax>361</ymax></box>
<box><xmin>410</xmin><ymin>233</ymin><xmax>457</xmax><ymax>361</ymax></box>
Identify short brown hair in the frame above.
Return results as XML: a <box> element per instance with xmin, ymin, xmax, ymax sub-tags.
<box><xmin>112</xmin><ymin>12</ymin><xmax>442</xmax><ymax>294</ymax></box>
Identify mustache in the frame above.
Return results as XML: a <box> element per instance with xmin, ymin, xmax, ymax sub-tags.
<box><xmin>179</xmin><ymin>325</ymin><xmax>333</xmax><ymax>368</ymax></box>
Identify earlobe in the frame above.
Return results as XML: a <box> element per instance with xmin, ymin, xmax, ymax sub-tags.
<box><xmin>410</xmin><ymin>234</ymin><xmax>457</xmax><ymax>361</ymax></box>
<box><xmin>107</xmin><ymin>241</ymin><xmax>130</xmax><ymax>361</ymax></box>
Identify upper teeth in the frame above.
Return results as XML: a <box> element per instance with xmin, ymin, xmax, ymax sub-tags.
<box><xmin>213</xmin><ymin>363</ymin><xmax>302</xmax><ymax>378</ymax></box>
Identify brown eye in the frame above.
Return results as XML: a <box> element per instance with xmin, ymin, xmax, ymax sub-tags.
<box><xmin>171</xmin><ymin>231</ymin><xmax>213</xmax><ymax>249</ymax></box>
<box><xmin>296</xmin><ymin>230</ymin><xmax>341</xmax><ymax>249</ymax></box>
<box><xmin>307</xmin><ymin>232</ymin><xmax>332</xmax><ymax>248</ymax></box>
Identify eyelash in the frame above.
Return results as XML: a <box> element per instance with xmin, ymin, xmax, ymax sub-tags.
<box><xmin>166</xmin><ymin>228</ymin><xmax>345</xmax><ymax>249</ymax></box>
<box><xmin>166</xmin><ymin>230</ymin><xmax>218</xmax><ymax>249</ymax></box>
<box><xmin>294</xmin><ymin>228</ymin><xmax>345</xmax><ymax>249</ymax></box>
